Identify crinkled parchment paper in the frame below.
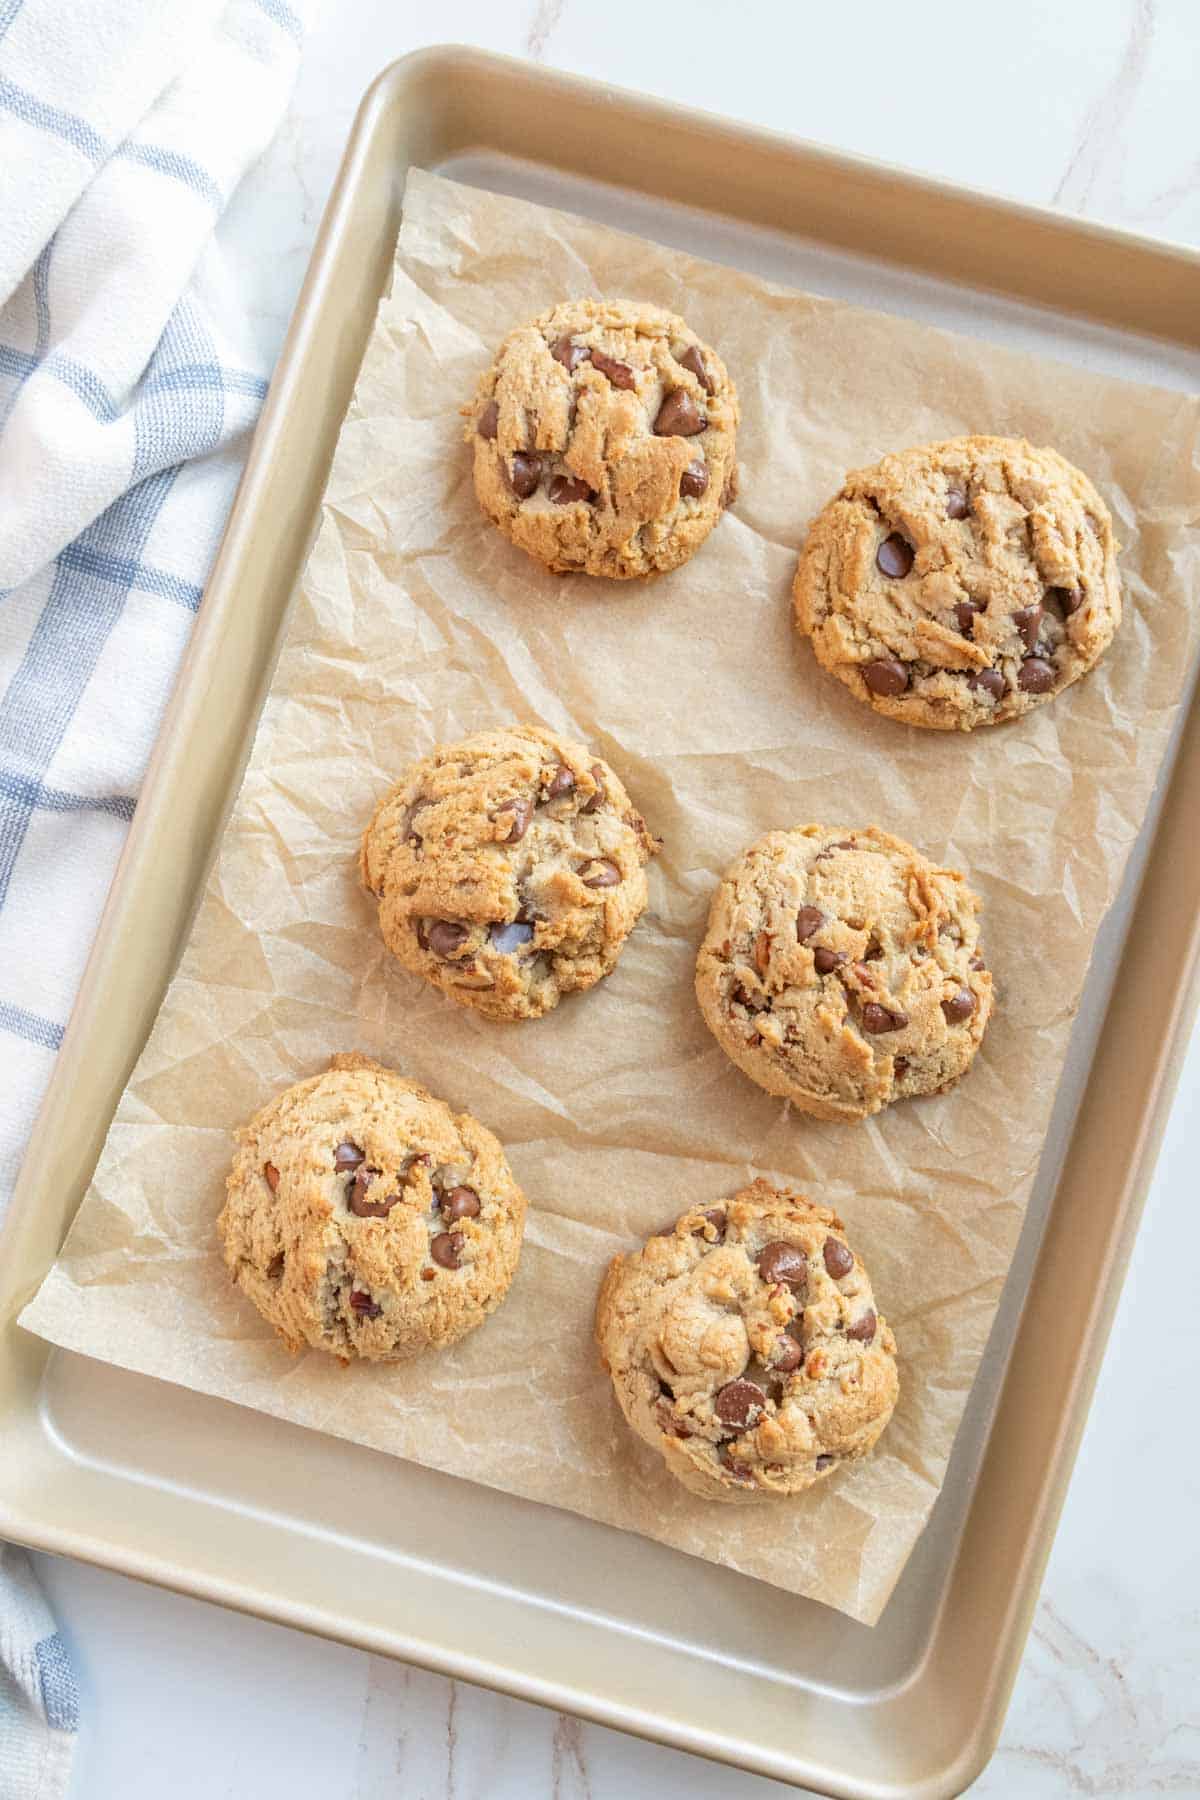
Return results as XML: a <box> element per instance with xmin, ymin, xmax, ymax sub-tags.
<box><xmin>22</xmin><ymin>170</ymin><xmax>1200</xmax><ymax>1625</ymax></box>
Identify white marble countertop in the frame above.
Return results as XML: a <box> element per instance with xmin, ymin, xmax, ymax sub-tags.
<box><xmin>33</xmin><ymin>2</ymin><xmax>1200</xmax><ymax>1794</ymax></box>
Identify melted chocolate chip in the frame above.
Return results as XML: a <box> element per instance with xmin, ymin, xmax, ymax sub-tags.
<box><xmin>1047</xmin><ymin>584</ymin><xmax>1083</xmax><ymax>616</ymax></box>
<box><xmin>425</xmin><ymin>919</ymin><xmax>469</xmax><ymax>959</ymax></box>
<box><xmin>349</xmin><ymin>1166</ymin><xmax>404</xmax><ymax>1219</ymax></box>
<box><xmin>815</xmin><ymin>1454</ymin><xmax>835</xmax><ymax>1472</ymax></box>
<box><xmin>876</xmin><ymin>533</ymin><xmax>914</xmax><ymax>578</ymax></box>
<box><xmin>846</xmin><ymin>1309</ymin><xmax>877</xmax><ymax>1344</ymax></box>
<box><xmin>894</xmin><ymin>1055</ymin><xmax>910</xmax><ymax>1079</ymax></box>
<box><xmin>334</xmin><ymin>1140</ymin><xmax>365</xmax><ymax>1173</ymax></box>
<box><xmin>863</xmin><ymin>658</ymin><xmax>910</xmax><ymax>697</ymax></box>
<box><xmin>823</xmin><ymin>1237</ymin><xmax>854</xmax><ymax>1280</ymax></box>
<box><xmin>861</xmin><ymin>1003</ymin><xmax>907</xmax><ymax>1034</ymax></box>
<box><xmin>757</xmin><ymin>1241</ymin><xmax>808</xmax><ymax>1290</ymax></box>
<box><xmin>796</xmin><ymin>905</ymin><xmax>825</xmax><ymax>943</ymax></box>
<box><xmin>489</xmin><ymin>919</ymin><xmax>534</xmax><ymax>954</ymax></box>
<box><xmin>772</xmin><ymin>1334</ymin><xmax>803</xmax><ymax>1373</ymax></box>
<box><xmin>477</xmin><ymin>400</ymin><xmax>498</xmax><ymax>440</ymax></box>
<box><xmin>506</xmin><ymin>453</ymin><xmax>542</xmax><ymax>500</ymax></box>
<box><xmin>813</xmin><ymin>947</ymin><xmax>846</xmax><ymax>976</ymax></box>
<box><xmin>653</xmin><ymin>389</ymin><xmax>705</xmax><ymax>437</ymax></box>
<box><xmin>702</xmin><ymin>1207</ymin><xmax>727</xmax><ymax>1240</ymax></box>
<box><xmin>656</xmin><ymin>1400</ymin><xmax>692</xmax><ymax>1439</ymax></box>
<box><xmin>549</xmin><ymin>474</ymin><xmax>595</xmax><ymax>506</ymax></box>
<box><xmin>441</xmin><ymin>1186</ymin><xmax>481</xmax><ymax>1220</ymax></box>
<box><xmin>545</xmin><ymin>764</ymin><xmax>575</xmax><ymax>799</ymax></box>
<box><xmin>1012</xmin><ymin>604</ymin><xmax>1044</xmax><ymax>653</ymax></box>
<box><xmin>551</xmin><ymin>336</ymin><xmax>589</xmax><ymax>372</ymax></box>
<box><xmin>264</xmin><ymin>1161</ymin><xmax>280</xmax><ymax>1193</ymax></box>
<box><xmin>969</xmin><ymin>953</ymin><xmax>986</xmax><ymax>971</ymax></box>
<box><xmin>955</xmin><ymin>601</ymin><xmax>981</xmax><ymax>637</ymax></box>
<box><xmin>946</xmin><ymin>487</ymin><xmax>970</xmax><ymax>520</ymax></box>
<box><xmin>678</xmin><ymin>344</ymin><xmax>714</xmax><ymax>394</ymax></box>
<box><xmin>679</xmin><ymin>459</ymin><xmax>709</xmax><ymax>499</ymax></box>
<box><xmin>267</xmin><ymin>1251</ymin><xmax>285</xmax><ymax>1279</ymax></box>
<box><xmin>495</xmin><ymin>798</ymin><xmax>532</xmax><ymax>842</ymax></box>
<box><xmin>714</xmin><ymin>1378</ymin><xmax>766</xmax><ymax>1430</ymax></box>
<box><xmin>579</xmin><ymin>858</ymin><xmax>620</xmax><ymax>888</ymax></box>
<box><xmin>1018</xmin><ymin>656</ymin><xmax>1055</xmax><ymax>694</ymax></box>
<box><xmin>349</xmin><ymin>1290</ymin><xmax>382</xmax><ymax>1318</ymax></box>
<box><xmin>942</xmin><ymin>988</ymin><xmax>976</xmax><ymax>1024</ymax></box>
<box><xmin>590</xmin><ymin>349</ymin><xmax>635</xmax><ymax>389</ymax></box>
<box><xmin>430</xmin><ymin>1232</ymin><xmax>462</xmax><ymax>1270</ymax></box>
<box><xmin>580</xmin><ymin>764</ymin><xmax>606</xmax><ymax>814</ymax></box>
<box><xmin>968</xmin><ymin>668</ymin><xmax>1006</xmax><ymax>700</ymax></box>
<box><xmin>732</xmin><ymin>983</ymin><xmax>766</xmax><ymax>1013</ymax></box>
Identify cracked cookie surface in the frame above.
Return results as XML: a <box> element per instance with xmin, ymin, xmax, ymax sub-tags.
<box><xmin>596</xmin><ymin>1179</ymin><xmax>898</xmax><ymax>1502</ymax></box>
<box><xmin>695</xmin><ymin>825</ymin><xmax>993</xmax><ymax>1121</ymax></box>
<box><xmin>360</xmin><ymin>723</ymin><xmax>660</xmax><ymax>1022</ymax></box>
<box><xmin>793</xmin><ymin>435</ymin><xmax>1121</xmax><ymax>728</ymax></box>
<box><xmin>218</xmin><ymin>1054</ymin><xmax>527</xmax><ymax>1361</ymax></box>
<box><xmin>467</xmin><ymin>298</ymin><xmax>739</xmax><ymax>579</ymax></box>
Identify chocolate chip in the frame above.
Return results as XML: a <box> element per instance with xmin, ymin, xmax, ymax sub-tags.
<box><xmin>968</xmin><ymin>668</ymin><xmax>1006</xmax><ymax>700</ymax></box>
<box><xmin>1018</xmin><ymin>656</ymin><xmax>1055</xmax><ymax>694</ymax></box>
<box><xmin>477</xmin><ymin>400</ymin><xmax>498</xmax><ymax>440</ymax></box>
<box><xmin>441</xmin><ymin>1186</ymin><xmax>481</xmax><ymax>1220</ymax></box>
<box><xmin>505</xmin><ymin>453</ymin><xmax>542</xmax><ymax>500</ymax></box>
<box><xmin>1047</xmin><ymin>584</ymin><xmax>1083</xmax><ymax>616</ymax></box>
<box><xmin>264</xmin><ymin>1161</ymin><xmax>280</xmax><ymax>1192</ymax></box>
<box><xmin>425</xmin><ymin>919</ymin><xmax>469</xmax><ymax>959</ymax></box>
<box><xmin>714</xmin><ymin>1378</ymin><xmax>766</xmax><ymax>1430</ymax></box>
<box><xmin>813</xmin><ymin>947</ymin><xmax>846</xmax><ymax>975</ymax></box>
<box><xmin>430</xmin><ymin>1232</ymin><xmax>462</xmax><ymax>1270</ymax></box>
<box><xmin>823</xmin><ymin>1237</ymin><xmax>854</xmax><ymax>1280</ymax></box>
<box><xmin>796</xmin><ymin>905</ymin><xmax>825</xmax><ymax>942</ymax></box>
<box><xmin>551</xmin><ymin>336</ymin><xmax>589</xmax><ymax>372</ymax></box>
<box><xmin>894</xmin><ymin>1056</ymin><xmax>910</xmax><ymax>1078</ymax></box>
<box><xmin>703</xmin><ymin>1207</ymin><xmax>727</xmax><ymax>1240</ymax></box>
<box><xmin>1012</xmin><ymin>605</ymin><xmax>1043</xmax><ymax>653</ymax></box>
<box><xmin>334</xmin><ymin>1140</ymin><xmax>365</xmax><ymax>1173</ymax></box>
<box><xmin>678</xmin><ymin>344</ymin><xmax>714</xmax><ymax>394</ymax></box>
<box><xmin>267</xmin><ymin>1251</ymin><xmax>284</xmax><ymax>1279</ymax></box>
<box><xmin>653</xmin><ymin>389</ymin><xmax>705</xmax><ymax>436</ymax></box>
<box><xmin>815</xmin><ymin>1454</ymin><xmax>835</xmax><ymax>1472</ymax></box>
<box><xmin>946</xmin><ymin>488</ymin><xmax>969</xmax><ymax>520</ymax></box>
<box><xmin>732</xmin><ymin>983</ymin><xmax>766</xmax><ymax>1013</ymax></box>
<box><xmin>876</xmin><ymin>533</ymin><xmax>914</xmax><ymax>578</ymax></box>
<box><xmin>590</xmin><ymin>349</ymin><xmax>635</xmax><ymax>389</ymax></box>
<box><xmin>757</xmin><ymin>1241</ymin><xmax>808</xmax><ymax>1289</ymax></box>
<box><xmin>772</xmin><ymin>1334</ymin><xmax>803</xmax><ymax>1373</ymax></box>
<box><xmin>349</xmin><ymin>1290</ymin><xmax>382</xmax><ymax>1319</ymax></box>
<box><xmin>489</xmin><ymin>920</ymin><xmax>534</xmax><ymax>954</ymax></box>
<box><xmin>863</xmin><ymin>658</ymin><xmax>910</xmax><ymax>697</ymax></box>
<box><xmin>549</xmin><ymin>474</ymin><xmax>595</xmax><ymax>506</ymax></box>
<box><xmin>656</xmin><ymin>1400</ymin><xmax>692</xmax><ymax>1439</ymax></box>
<box><xmin>349</xmin><ymin>1166</ymin><xmax>403</xmax><ymax>1219</ymax></box>
<box><xmin>579</xmin><ymin>858</ymin><xmax>620</xmax><ymax>888</ymax></box>
<box><xmin>495</xmin><ymin>797</ymin><xmax>532</xmax><ymax>842</ymax></box>
<box><xmin>955</xmin><ymin>601</ymin><xmax>980</xmax><ymax>637</ymax></box>
<box><xmin>969</xmin><ymin>953</ymin><xmax>986</xmax><ymax>971</ymax></box>
<box><xmin>942</xmin><ymin>988</ymin><xmax>976</xmax><ymax>1024</ymax></box>
<box><xmin>721</xmin><ymin>1453</ymin><xmax>755</xmax><ymax>1483</ymax></box>
<box><xmin>862</xmin><ymin>1003</ymin><xmax>906</xmax><ymax>1034</ymax></box>
<box><xmin>545</xmin><ymin>764</ymin><xmax>575</xmax><ymax>798</ymax></box>
<box><xmin>679</xmin><ymin>459</ymin><xmax>709</xmax><ymax>499</ymax></box>
<box><xmin>580</xmin><ymin>764</ymin><xmax>606</xmax><ymax>814</ymax></box>
<box><xmin>846</xmin><ymin>1309</ymin><xmax>877</xmax><ymax>1344</ymax></box>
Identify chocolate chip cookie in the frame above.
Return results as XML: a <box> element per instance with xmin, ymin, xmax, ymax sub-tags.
<box><xmin>218</xmin><ymin>1054</ymin><xmax>527</xmax><ymax>1361</ymax></box>
<box><xmin>360</xmin><ymin>724</ymin><xmax>660</xmax><ymax>1021</ymax></box>
<box><xmin>466</xmin><ymin>298</ymin><xmax>739</xmax><ymax>579</ymax></box>
<box><xmin>793</xmin><ymin>435</ymin><xmax>1121</xmax><ymax>728</ymax></box>
<box><xmin>596</xmin><ymin>1179</ymin><xmax>898</xmax><ymax>1502</ymax></box>
<box><xmin>695</xmin><ymin>825</ymin><xmax>992</xmax><ymax>1120</ymax></box>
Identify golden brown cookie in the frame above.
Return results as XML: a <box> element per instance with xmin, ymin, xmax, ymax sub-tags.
<box><xmin>360</xmin><ymin>723</ymin><xmax>659</xmax><ymax>1022</ymax></box>
<box><xmin>466</xmin><ymin>298</ymin><xmax>739</xmax><ymax>579</ymax></box>
<box><xmin>596</xmin><ymin>1179</ymin><xmax>898</xmax><ymax>1502</ymax></box>
<box><xmin>695</xmin><ymin>825</ymin><xmax>992</xmax><ymax>1121</ymax></box>
<box><xmin>218</xmin><ymin>1054</ymin><xmax>527</xmax><ymax>1361</ymax></box>
<box><xmin>794</xmin><ymin>435</ymin><xmax>1121</xmax><ymax>728</ymax></box>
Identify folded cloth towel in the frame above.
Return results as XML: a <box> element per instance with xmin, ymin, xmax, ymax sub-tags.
<box><xmin>0</xmin><ymin>1</ymin><xmax>309</xmax><ymax>1790</ymax></box>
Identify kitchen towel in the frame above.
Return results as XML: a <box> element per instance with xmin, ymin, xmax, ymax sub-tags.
<box><xmin>0</xmin><ymin>0</ymin><xmax>309</xmax><ymax>1789</ymax></box>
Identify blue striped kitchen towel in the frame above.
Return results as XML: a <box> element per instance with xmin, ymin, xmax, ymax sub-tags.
<box><xmin>0</xmin><ymin>1</ymin><xmax>309</xmax><ymax>1790</ymax></box>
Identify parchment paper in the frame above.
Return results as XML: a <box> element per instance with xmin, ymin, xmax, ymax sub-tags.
<box><xmin>22</xmin><ymin>170</ymin><xmax>1200</xmax><ymax>1625</ymax></box>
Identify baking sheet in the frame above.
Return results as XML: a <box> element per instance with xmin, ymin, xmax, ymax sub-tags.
<box><xmin>20</xmin><ymin>167</ymin><xmax>1200</xmax><ymax>1626</ymax></box>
